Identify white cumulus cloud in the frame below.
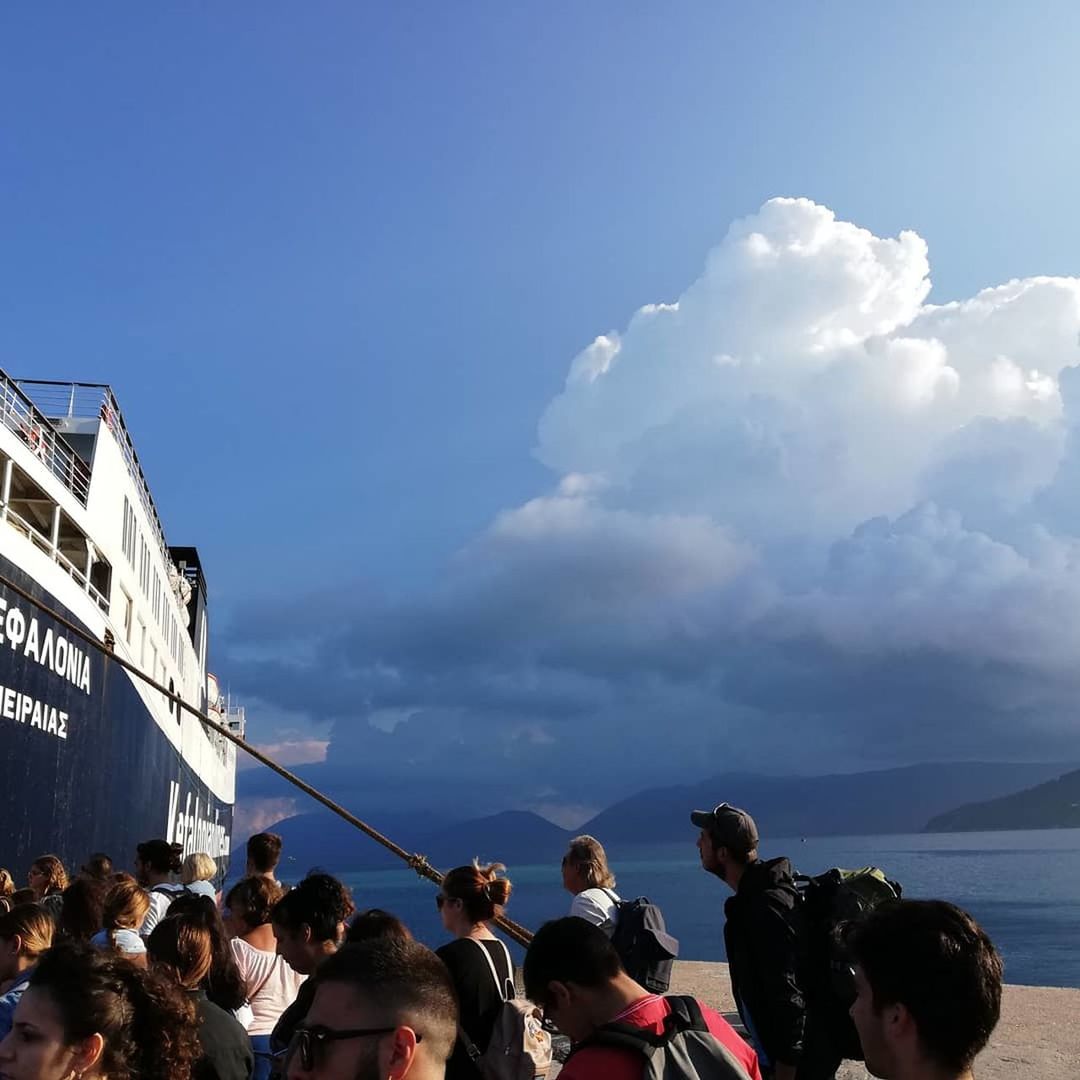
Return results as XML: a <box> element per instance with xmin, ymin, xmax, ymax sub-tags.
<box><xmin>230</xmin><ymin>198</ymin><xmax>1080</xmax><ymax>812</ymax></box>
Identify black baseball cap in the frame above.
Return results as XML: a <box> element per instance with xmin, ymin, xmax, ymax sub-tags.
<box><xmin>690</xmin><ymin>803</ymin><xmax>759</xmax><ymax>856</ymax></box>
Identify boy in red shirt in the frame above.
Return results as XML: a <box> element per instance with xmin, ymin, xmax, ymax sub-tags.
<box><xmin>524</xmin><ymin>917</ymin><xmax>761</xmax><ymax>1080</ymax></box>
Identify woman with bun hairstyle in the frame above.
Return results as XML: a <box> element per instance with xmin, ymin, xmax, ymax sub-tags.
<box><xmin>27</xmin><ymin>856</ymin><xmax>68</xmax><ymax>921</ymax></box>
<box><xmin>133</xmin><ymin>839</ymin><xmax>184</xmax><ymax>938</ymax></box>
<box><xmin>0</xmin><ymin>906</ymin><xmax>54</xmax><ymax>1038</ymax></box>
<box><xmin>148</xmin><ymin>916</ymin><xmax>253</xmax><ymax>1080</ymax></box>
<box><xmin>435</xmin><ymin>861</ymin><xmax>515</xmax><ymax>1080</ymax></box>
<box><xmin>0</xmin><ymin>941</ymin><xmax>200</xmax><ymax>1080</ymax></box>
<box><xmin>91</xmin><ymin>879</ymin><xmax>151</xmax><ymax>965</ymax></box>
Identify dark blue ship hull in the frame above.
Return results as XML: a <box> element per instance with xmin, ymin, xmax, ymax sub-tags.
<box><xmin>0</xmin><ymin>553</ymin><xmax>232</xmax><ymax>882</ymax></box>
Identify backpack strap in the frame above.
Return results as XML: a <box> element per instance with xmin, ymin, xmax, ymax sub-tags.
<box><xmin>468</xmin><ymin>937</ymin><xmax>515</xmax><ymax>1002</ymax></box>
<box><xmin>575</xmin><ymin>995</ymin><xmax>707</xmax><ymax>1059</ymax></box>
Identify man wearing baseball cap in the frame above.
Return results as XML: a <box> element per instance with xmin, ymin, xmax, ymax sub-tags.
<box><xmin>691</xmin><ymin>804</ymin><xmax>836</xmax><ymax>1080</ymax></box>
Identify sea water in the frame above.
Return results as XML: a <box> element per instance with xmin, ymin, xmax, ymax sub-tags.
<box><xmin>333</xmin><ymin>829</ymin><xmax>1080</xmax><ymax>988</ymax></box>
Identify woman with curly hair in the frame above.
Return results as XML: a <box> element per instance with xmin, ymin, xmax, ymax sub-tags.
<box><xmin>225</xmin><ymin>877</ymin><xmax>304</xmax><ymax>1080</ymax></box>
<box><xmin>27</xmin><ymin>856</ymin><xmax>68</xmax><ymax>921</ymax></box>
<box><xmin>435</xmin><ymin>861</ymin><xmax>515</xmax><ymax>1080</ymax></box>
<box><xmin>0</xmin><ymin>871</ymin><xmax>14</xmax><ymax>917</ymax></box>
<box><xmin>0</xmin><ymin>941</ymin><xmax>201</xmax><ymax>1080</ymax></box>
<box><xmin>148</xmin><ymin>916</ymin><xmax>253</xmax><ymax>1080</ymax></box>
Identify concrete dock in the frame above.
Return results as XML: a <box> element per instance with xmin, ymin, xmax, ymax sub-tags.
<box><xmin>667</xmin><ymin>960</ymin><xmax>1080</xmax><ymax>1079</ymax></box>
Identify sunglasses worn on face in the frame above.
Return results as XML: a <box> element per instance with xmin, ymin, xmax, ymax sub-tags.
<box><xmin>436</xmin><ymin>894</ymin><xmax>459</xmax><ymax>909</ymax></box>
<box><xmin>288</xmin><ymin>1024</ymin><xmax>420</xmax><ymax>1071</ymax></box>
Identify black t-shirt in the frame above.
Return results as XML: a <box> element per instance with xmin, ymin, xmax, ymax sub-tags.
<box><xmin>436</xmin><ymin>937</ymin><xmax>513</xmax><ymax>1080</ymax></box>
<box><xmin>189</xmin><ymin>990</ymin><xmax>254</xmax><ymax>1080</ymax></box>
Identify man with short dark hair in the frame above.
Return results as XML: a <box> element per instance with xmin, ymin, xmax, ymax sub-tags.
<box><xmin>247</xmin><ymin>832</ymin><xmax>284</xmax><ymax>883</ymax></box>
<box><xmin>849</xmin><ymin>900</ymin><xmax>1002</xmax><ymax>1080</ymax></box>
<box><xmin>285</xmin><ymin>938</ymin><xmax>458</xmax><ymax>1080</ymax></box>
<box><xmin>691</xmin><ymin>803</ymin><xmax>828</xmax><ymax>1080</ymax></box>
<box><xmin>524</xmin><ymin>917</ymin><xmax>760</xmax><ymax>1080</ymax></box>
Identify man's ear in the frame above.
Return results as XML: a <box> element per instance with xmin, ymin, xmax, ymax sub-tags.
<box><xmin>547</xmin><ymin>980</ymin><xmax>573</xmax><ymax>1009</ymax></box>
<box><xmin>300</xmin><ymin>923</ymin><xmax>315</xmax><ymax>945</ymax></box>
<box><xmin>384</xmin><ymin>1025</ymin><xmax>420</xmax><ymax>1080</ymax></box>
<box><xmin>883</xmin><ymin>1000</ymin><xmax>915</xmax><ymax>1043</ymax></box>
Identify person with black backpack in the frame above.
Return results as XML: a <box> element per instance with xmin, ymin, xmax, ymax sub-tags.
<box><xmin>691</xmin><ymin>803</ymin><xmax>837</xmax><ymax>1080</ymax></box>
<box><xmin>525</xmin><ymin>916</ymin><xmax>761</xmax><ymax>1080</ymax></box>
<box><xmin>563</xmin><ymin>835</ymin><xmax>679</xmax><ymax>994</ymax></box>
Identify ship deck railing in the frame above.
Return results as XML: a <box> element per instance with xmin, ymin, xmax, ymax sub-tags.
<box><xmin>2</xmin><ymin>503</ymin><xmax>110</xmax><ymax>612</ymax></box>
<box><xmin>13</xmin><ymin>379</ymin><xmax>174</xmax><ymax>574</ymax></box>
<box><xmin>0</xmin><ymin>375</ymin><xmax>92</xmax><ymax>506</ymax></box>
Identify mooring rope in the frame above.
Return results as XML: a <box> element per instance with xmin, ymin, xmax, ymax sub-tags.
<box><xmin>0</xmin><ymin>570</ymin><xmax>535</xmax><ymax>947</ymax></box>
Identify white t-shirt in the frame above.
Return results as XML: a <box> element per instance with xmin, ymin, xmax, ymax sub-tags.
<box><xmin>230</xmin><ymin>936</ymin><xmax>307</xmax><ymax>1036</ymax></box>
<box><xmin>140</xmin><ymin>883</ymin><xmax>185</xmax><ymax>939</ymax></box>
<box><xmin>569</xmin><ymin>887</ymin><xmax>620</xmax><ymax>937</ymax></box>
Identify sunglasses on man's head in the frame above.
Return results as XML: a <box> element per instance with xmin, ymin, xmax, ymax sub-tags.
<box><xmin>287</xmin><ymin>1024</ymin><xmax>420</xmax><ymax>1071</ymax></box>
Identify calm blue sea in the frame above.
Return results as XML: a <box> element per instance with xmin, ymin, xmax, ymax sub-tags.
<box><xmin>327</xmin><ymin>830</ymin><xmax>1080</xmax><ymax>989</ymax></box>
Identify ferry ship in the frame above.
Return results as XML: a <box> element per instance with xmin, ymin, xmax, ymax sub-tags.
<box><xmin>0</xmin><ymin>374</ymin><xmax>241</xmax><ymax>881</ymax></box>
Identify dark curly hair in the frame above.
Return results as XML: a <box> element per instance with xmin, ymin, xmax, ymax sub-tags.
<box><xmin>30</xmin><ymin>942</ymin><xmax>200</xmax><ymax>1080</ymax></box>
<box><xmin>272</xmin><ymin>872</ymin><xmax>355</xmax><ymax>943</ymax></box>
<box><xmin>225</xmin><ymin>875</ymin><xmax>286</xmax><ymax>931</ymax></box>
<box><xmin>164</xmin><ymin>892</ymin><xmax>247</xmax><ymax>1011</ymax></box>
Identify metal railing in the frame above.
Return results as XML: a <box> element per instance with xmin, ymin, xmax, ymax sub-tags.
<box><xmin>0</xmin><ymin>375</ymin><xmax>92</xmax><ymax>505</ymax></box>
<box><xmin>2</xmin><ymin>505</ymin><xmax>109</xmax><ymax>612</ymax></box>
<box><xmin>14</xmin><ymin>379</ymin><xmax>175</xmax><ymax>586</ymax></box>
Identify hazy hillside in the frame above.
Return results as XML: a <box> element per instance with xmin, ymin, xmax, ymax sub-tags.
<box><xmin>926</xmin><ymin>768</ymin><xmax>1080</xmax><ymax>832</ymax></box>
<box><xmin>580</xmin><ymin>763</ymin><xmax>1069</xmax><ymax>843</ymax></box>
<box><xmin>245</xmin><ymin>762</ymin><xmax>1068</xmax><ymax>871</ymax></box>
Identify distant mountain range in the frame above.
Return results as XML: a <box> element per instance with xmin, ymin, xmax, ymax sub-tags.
<box><xmin>925</xmin><ymin>767</ymin><xmax>1080</xmax><ymax>832</ymax></box>
<box><xmin>253</xmin><ymin>762</ymin><xmax>1071</xmax><ymax>872</ymax></box>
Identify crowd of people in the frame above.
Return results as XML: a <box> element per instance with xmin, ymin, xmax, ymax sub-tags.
<box><xmin>0</xmin><ymin>804</ymin><xmax>1005</xmax><ymax>1080</ymax></box>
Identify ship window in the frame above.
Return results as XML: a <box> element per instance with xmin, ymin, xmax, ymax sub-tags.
<box><xmin>138</xmin><ymin>620</ymin><xmax>146</xmax><ymax>667</ymax></box>
<box><xmin>120</xmin><ymin>589</ymin><xmax>133</xmax><ymax>643</ymax></box>
<box><xmin>121</xmin><ymin>498</ymin><xmax>136</xmax><ymax>566</ymax></box>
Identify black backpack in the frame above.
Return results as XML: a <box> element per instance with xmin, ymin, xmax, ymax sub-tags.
<box><xmin>573</xmin><ymin>995</ymin><xmax>754</xmax><ymax>1080</ymax></box>
<box><xmin>603</xmin><ymin>889</ymin><xmax>679</xmax><ymax>994</ymax></box>
<box><xmin>795</xmin><ymin>866</ymin><xmax>902</xmax><ymax>1061</ymax></box>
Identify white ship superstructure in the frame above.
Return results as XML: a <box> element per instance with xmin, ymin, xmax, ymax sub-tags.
<box><xmin>0</xmin><ymin>373</ymin><xmax>239</xmax><ymax>870</ymax></box>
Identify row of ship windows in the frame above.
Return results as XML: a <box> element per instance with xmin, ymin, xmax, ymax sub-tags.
<box><xmin>120</xmin><ymin>495</ymin><xmax>184</xmax><ymax>676</ymax></box>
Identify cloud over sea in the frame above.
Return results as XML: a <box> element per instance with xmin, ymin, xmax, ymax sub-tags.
<box><xmin>228</xmin><ymin>198</ymin><xmax>1080</xmax><ymax>817</ymax></box>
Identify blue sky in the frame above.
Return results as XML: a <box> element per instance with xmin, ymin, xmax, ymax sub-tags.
<box><xmin>5</xmin><ymin>4</ymin><xmax>1080</xmax><ymax>828</ymax></box>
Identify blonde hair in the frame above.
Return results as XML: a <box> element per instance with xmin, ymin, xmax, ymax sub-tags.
<box><xmin>103</xmin><ymin>880</ymin><xmax>152</xmax><ymax>949</ymax></box>
<box><xmin>31</xmin><ymin>854</ymin><xmax>69</xmax><ymax>896</ymax></box>
<box><xmin>0</xmin><ymin>869</ymin><xmax>14</xmax><ymax>898</ymax></box>
<box><xmin>564</xmin><ymin>835</ymin><xmax>616</xmax><ymax>889</ymax></box>
<box><xmin>181</xmin><ymin>853</ymin><xmax>216</xmax><ymax>885</ymax></box>
<box><xmin>0</xmin><ymin>905</ymin><xmax>54</xmax><ymax>960</ymax></box>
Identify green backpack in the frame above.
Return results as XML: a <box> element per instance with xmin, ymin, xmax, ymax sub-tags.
<box><xmin>795</xmin><ymin>866</ymin><xmax>902</xmax><ymax>1061</ymax></box>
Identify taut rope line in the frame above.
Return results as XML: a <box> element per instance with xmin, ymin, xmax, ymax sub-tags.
<box><xmin>0</xmin><ymin>570</ymin><xmax>535</xmax><ymax>947</ymax></box>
